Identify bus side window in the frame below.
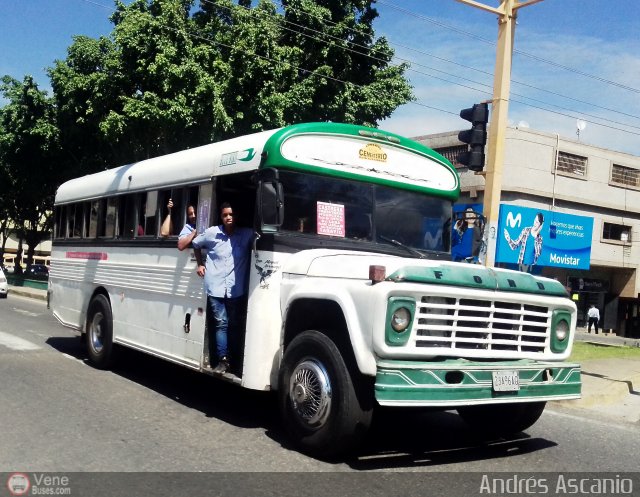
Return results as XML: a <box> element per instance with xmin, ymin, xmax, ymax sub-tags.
<box><xmin>72</xmin><ymin>203</ymin><xmax>84</xmax><ymax>238</ymax></box>
<box><xmin>98</xmin><ymin>198</ymin><xmax>117</xmax><ymax>238</ymax></box>
<box><xmin>82</xmin><ymin>202</ymin><xmax>91</xmax><ymax>239</ymax></box>
<box><xmin>187</xmin><ymin>186</ymin><xmax>199</xmax><ymax>227</ymax></box>
<box><xmin>66</xmin><ymin>204</ymin><xmax>76</xmax><ymax>238</ymax></box>
<box><xmin>160</xmin><ymin>188</ymin><xmax>185</xmax><ymax>236</ymax></box>
<box><xmin>141</xmin><ymin>191</ymin><xmax>159</xmax><ymax>236</ymax></box>
<box><xmin>117</xmin><ymin>194</ymin><xmax>138</xmax><ymax>239</ymax></box>
<box><xmin>54</xmin><ymin>206</ymin><xmax>64</xmax><ymax>239</ymax></box>
<box><xmin>88</xmin><ymin>200</ymin><xmax>99</xmax><ymax>238</ymax></box>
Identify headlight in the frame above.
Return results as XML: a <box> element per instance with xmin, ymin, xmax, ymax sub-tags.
<box><xmin>551</xmin><ymin>310</ymin><xmax>572</xmax><ymax>353</ymax></box>
<box><xmin>386</xmin><ymin>298</ymin><xmax>416</xmax><ymax>346</ymax></box>
<box><xmin>391</xmin><ymin>307</ymin><xmax>411</xmax><ymax>332</ymax></box>
<box><xmin>555</xmin><ymin>319</ymin><xmax>569</xmax><ymax>341</ymax></box>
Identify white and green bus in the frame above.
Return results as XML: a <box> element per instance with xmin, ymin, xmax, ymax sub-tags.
<box><xmin>50</xmin><ymin>122</ymin><xmax>581</xmax><ymax>457</ymax></box>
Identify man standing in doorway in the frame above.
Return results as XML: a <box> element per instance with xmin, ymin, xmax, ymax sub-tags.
<box><xmin>587</xmin><ymin>304</ymin><xmax>600</xmax><ymax>334</ymax></box>
<box><xmin>191</xmin><ymin>202</ymin><xmax>253</xmax><ymax>374</ymax></box>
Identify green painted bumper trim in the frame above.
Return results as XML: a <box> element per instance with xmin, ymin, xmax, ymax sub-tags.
<box><xmin>375</xmin><ymin>359</ymin><xmax>581</xmax><ymax>406</ymax></box>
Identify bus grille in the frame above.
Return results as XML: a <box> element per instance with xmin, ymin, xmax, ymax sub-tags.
<box><xmin>414</xmin><ymin>296</ymin><xmax>550</xmax><ymax>354</ymax></box>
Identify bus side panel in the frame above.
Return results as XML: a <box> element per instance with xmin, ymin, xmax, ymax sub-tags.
<box><xmin>241</xmin><ymin>250</ymin><xmax>289</xmax><ymax>390</ymax></box>
<box><xmin>50</xmin><ymin>252</ymin><xmax>97</xmax><ymax>331</ymax></box>
<box><xmin>51</xmin><ymin>247</ymin><xmax>207</xmax><ymax>368</ymax></box>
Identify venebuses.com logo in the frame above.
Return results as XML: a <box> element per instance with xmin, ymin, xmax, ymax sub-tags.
<box><xmin>6</xmin><ymin>472</ymin><xmax>71</xmax><ymax>495</ymax></box>
<box><xmin>6</xmin><ymin>473</ymin><xmax>30</xmax><ymax>496</ymax></box>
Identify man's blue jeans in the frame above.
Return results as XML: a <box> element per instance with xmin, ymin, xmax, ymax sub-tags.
<box><xmin>207</xmin><ymin>295</ymin><xmax>246</xmax><ymax>363</ymax></box>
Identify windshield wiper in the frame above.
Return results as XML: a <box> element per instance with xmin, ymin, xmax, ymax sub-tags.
<box><xmin>378</xmin><ymin>235</ymin><xmax>426</xmax><ymax>259</ymax></box>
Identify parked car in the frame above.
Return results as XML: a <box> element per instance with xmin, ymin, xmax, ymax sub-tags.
<box><xmin>25</xmin><ymin>264</ymin><xmax>49</xmax><ymax>280</ymax></box>
<box><xmin>0</xmin><ymin>267</ymin><xmax>7</xmax><ymax>298</ymax></box>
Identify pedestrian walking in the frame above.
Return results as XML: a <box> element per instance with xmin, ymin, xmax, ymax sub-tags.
<box><xmin>587</xmin><ymin>304</ymin><xmax>600</xmax><ymax>334</ymax></box>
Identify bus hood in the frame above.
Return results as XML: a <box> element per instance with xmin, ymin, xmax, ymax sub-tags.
<box><xmin>282</xmin><ymin>249</ymin><xmax>568</xmax><ymax>297</ymax></box>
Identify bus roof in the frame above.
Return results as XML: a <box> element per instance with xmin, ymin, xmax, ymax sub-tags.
<box><xmin>55</xmin><ymin>123</ymin><xmax>460</xmax><ymax>205</ymax></box>
<box><xmin>55</xmin><ymin>129</ymin><xmax>278</xmax><ymax>205</ymax></box>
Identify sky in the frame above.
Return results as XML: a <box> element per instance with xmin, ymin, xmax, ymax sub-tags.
<box><xmin>2</xmin><ymin>0</ymin><xmax>640</xmax><ymax>156</ymax></box>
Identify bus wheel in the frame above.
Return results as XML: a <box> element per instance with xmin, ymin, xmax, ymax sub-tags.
<box><xmin>86</xmin><ymin>294</ymin><xmax>117</xmax><ymax>369</ymax></box>
<box><xmin>457</xmin><ymin>401</ymin><xmax>546</xmax><ymax>437</ymax></box>
<box><xmin>278</xmin><ymin>330</ymin><xmax>372</xmax><ymax>458</ymax></box>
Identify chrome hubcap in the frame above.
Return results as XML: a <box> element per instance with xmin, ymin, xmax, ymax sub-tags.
<box><xmin>90</xmin><ymin>311</ymin><xmax>104</xmax><ymax>353</ymax></box>
<box><xmin>289</xmin><ymin>359</ymin><xmax>332</xmax><ymax>427</ymax></box>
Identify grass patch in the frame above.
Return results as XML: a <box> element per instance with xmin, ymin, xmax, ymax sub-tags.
<box><xmin>570</xmin><ymin>341</ymin><xmax>640</xmax><ymax>362</ymax></box>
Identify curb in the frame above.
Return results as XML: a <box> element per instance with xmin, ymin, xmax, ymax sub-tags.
<box><xmin>551</xmin><ymin>368</ymin><xmax>640</xmax><ymax>413</ymax></box>
<box><xmin>7</xmin><ymin>287</ymin><xmax>48</xmax><ymax>302</ymax></box>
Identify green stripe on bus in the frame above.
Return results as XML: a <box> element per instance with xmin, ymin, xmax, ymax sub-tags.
<box><xmin>260</xmin><ymin>122</ymin><xmax>460</xmax><ymax>200</ymax></box>
<box><xmin>375</xmin><ymin>359</ymin><xmax>581</xmax><ymax>403</ymax></box>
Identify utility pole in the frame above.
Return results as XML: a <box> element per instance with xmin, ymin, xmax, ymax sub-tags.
<box><xmin>455</xmin><ymin>0</ymin><xmax>544</xmax><ymax>267</ymax></box>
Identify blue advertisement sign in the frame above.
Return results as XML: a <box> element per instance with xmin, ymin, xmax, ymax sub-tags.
<box><xmin>496</xmin><ymin>205</ymin><xmax>593</xmax><ymax>270</ymax></box>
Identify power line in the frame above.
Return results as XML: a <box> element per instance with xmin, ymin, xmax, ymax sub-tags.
<box><xmin>75</xmin><ymin>0</ymin><xmax>640</xmax><ymax>137</ymax></box>
<box><xmin>376</xmin><ymin>0</ymin><xmax>640</xmax><ymax>94</ymax></box>
<box><xmin>200</xmin><ymin>0</ymin><xmax>640</xmax><ymax>132</ymax></box>
<box><xmin>220</xmin><ymin>0</ymin><xmax>640</xmax><ymax>123</ymax></box>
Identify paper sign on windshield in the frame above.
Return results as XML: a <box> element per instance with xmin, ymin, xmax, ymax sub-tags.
<box><xmin>317</xmin><ymin>201</ymin><xmax>345</xmax><ymax>237</ymax></box>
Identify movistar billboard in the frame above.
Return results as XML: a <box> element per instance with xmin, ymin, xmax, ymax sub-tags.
<box><xmin>496</xmin><ymin>205</ymin><xmax>593</xmax><ymax>270</ymax></box>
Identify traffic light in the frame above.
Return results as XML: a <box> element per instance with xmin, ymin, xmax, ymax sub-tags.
<box><xmin>457</xmin><ymin>103</ymin><xmax>489</xmax><ymax>171</ymax></box>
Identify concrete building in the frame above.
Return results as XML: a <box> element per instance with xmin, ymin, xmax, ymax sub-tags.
<box><xmin>414</xmin><ymin>126</ymin><xmax>640</xmax><ymax>338</ymax></box>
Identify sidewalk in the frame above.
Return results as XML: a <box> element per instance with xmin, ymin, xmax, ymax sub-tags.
<box><xmin>574</xmin><ymin>325</ymin><xmax>640</xmax><ymax>348</ymax></box>
<box><xmin>8</xmin><ymin>284</ymin><xmax>640</xmax><ymax>423</ymax></box>
<box><xmin>551</xmin><ymin>327</ymin><xmax>640</xmax><ymax>423</ymax></box>
<box><xmin>7</xmin><ymin>284</ymin><xmax>48</xmax><ymax>302</ymax></box>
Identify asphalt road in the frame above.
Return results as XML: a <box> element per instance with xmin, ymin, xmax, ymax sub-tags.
<box><xmin>1</xmin><ymin>295</ymin><xmax>638</xmax><ymax>490</ymax></box>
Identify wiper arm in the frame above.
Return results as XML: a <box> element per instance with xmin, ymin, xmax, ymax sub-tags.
<box><xmin>379</xmin><ymin>235</ymin><xmax>426</xmax><ymax>259</ymax></box>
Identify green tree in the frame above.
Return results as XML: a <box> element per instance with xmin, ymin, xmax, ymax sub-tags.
<box><xmin>0</xmin><ymin>76</ymin><xmax>61</xmax><ymax>272</ymax></box>
<box><xmin>0</xmin><ymin>151</ymin><xmax>14</xmax><ymax>268</ymax></box>
<box><xmin>195</xmin><ymin>0</ymin><xmax>300</xmax><ymax>137</ymax></box>
<box><xmin>50</xmin><ymin>0</ymin><xmax>231</xmax><ymax>167</ymax></box>
<box><xmin>49</xmin><ymin>0</ymin><xmax>412</xmax><ymax>167</ymax></box>
<box><xmin>48</xmin><ymin>35</ymin><xmax>120</xmax><ymax>175</ymax></box>
<box><xmin>195</xmin><ymin>0</ymin><xmax>413</xmax><ymax>136</ymax></box>
<box><xmin>277</xmin><ymin>0</ymin><xmax>412</xmax><ymax>126</ymax></box>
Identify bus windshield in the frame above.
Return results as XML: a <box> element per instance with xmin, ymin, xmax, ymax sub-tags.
<box><xmin>278</xmin><ymin>170</ymin><xmax>452</xmax><ymax>257</ymax></box>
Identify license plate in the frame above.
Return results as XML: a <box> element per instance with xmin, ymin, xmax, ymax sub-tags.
<box><xmin>492</xmin><ymin>370</ymin><xmax>520</xmax><ymax>392</ymax></box>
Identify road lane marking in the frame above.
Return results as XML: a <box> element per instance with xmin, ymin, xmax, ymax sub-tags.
<box><xmin>11</xmin><ymin>308</ymin><xmax>41</xmax><ymax>317</ymax></box>
<box><xmin>0</xmin><ymin>331</ymin><xmax>41</xmax><ymax>351</ymax></box>
<box><xmin>545</xmin><ymin>407</ymin><xmax>639</xmax><ymax>433</ymax></box>
<box><xmin>62</xmin><ymin>353</ymin><xmax>85</xmax><ymax>364</ymax></box>
<box><xmin>21</xmin><ymin>329</ymin><xmax>50</xmax><ymax>339</ymax></box>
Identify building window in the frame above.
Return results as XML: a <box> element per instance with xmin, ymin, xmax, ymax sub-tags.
<box><xmin>556</xmin><ymin>151</ymin><xmax>587</xmax><ymax>177</ymax></box>
<box><xmin>434</xmin><ymin>145</ymin><xmax>468</xmax><ymax>166</ymax></box>
<box><xmin>611</xmin><ymin>164</ymin><xmax>640</xmax><ymax>188</ymax></box>
<box><xmin>602</xmin><ymin>222</ymin><xmax>631</xmax><ymax>244</ymax></box>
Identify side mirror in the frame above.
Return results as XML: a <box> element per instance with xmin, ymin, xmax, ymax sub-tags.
<box><xmin>258</xmin><ymin>180</ymin><xmax>284</xmax><ymax>233</ymax></box>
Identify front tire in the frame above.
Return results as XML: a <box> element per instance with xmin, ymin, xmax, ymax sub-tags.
<box><xmin>85</xmin><ymin>294</ymin><xmax>117</xmax><ymax>369</ymax></box>
<box><xmin>278</xmin><ymin>330</ymin><xmax>373</xmax><ymax>458</ymax></box>
<box><xmin>457</xmin><ymin>401</ymin><xmax>546</xmax><ymax>437</ymax></box>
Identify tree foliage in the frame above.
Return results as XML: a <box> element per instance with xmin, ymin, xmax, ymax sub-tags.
<box><xmin>48</xmin><ymin>0</ymin><xmax>413</xmax><ymax>164</ymax></box>
<box><xmin>2</xmin><ymin>0</ymin><xmax>413</xmax><ymax>264</ymax></box>
<box><xmin>0</xmin><ymin>76</ymin><xmax>61</xmax><ymax>270</ymax></box>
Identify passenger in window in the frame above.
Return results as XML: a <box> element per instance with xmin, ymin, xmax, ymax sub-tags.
<box><xmin>191</xmin><ymin>202</ymin><xmax>253</xmax><ymax>375</ymax></box>
<box><xmin>173</xmin><ymin>200</ymin><xmax>198</xmax><ymax>251</ymax></box>
<box><xmin>161</xmin><ymin>199</ymin><xmax>174</xmax><ymax>237</ymax></box>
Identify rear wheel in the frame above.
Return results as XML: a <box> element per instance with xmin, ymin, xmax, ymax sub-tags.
<box><xmin>457</xmin><ymin>401</ymin><xmax>546</xmax><ymax>437</ymax></box>
<box><xmin>85</xmin><ymin>294</ymin><xmax>117</xmax><ymax>369</ymax></box>
<box><xmin>278</xmin><ymin>330</ymin><xmax>373</xmax><ymax>458</ymax></box>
